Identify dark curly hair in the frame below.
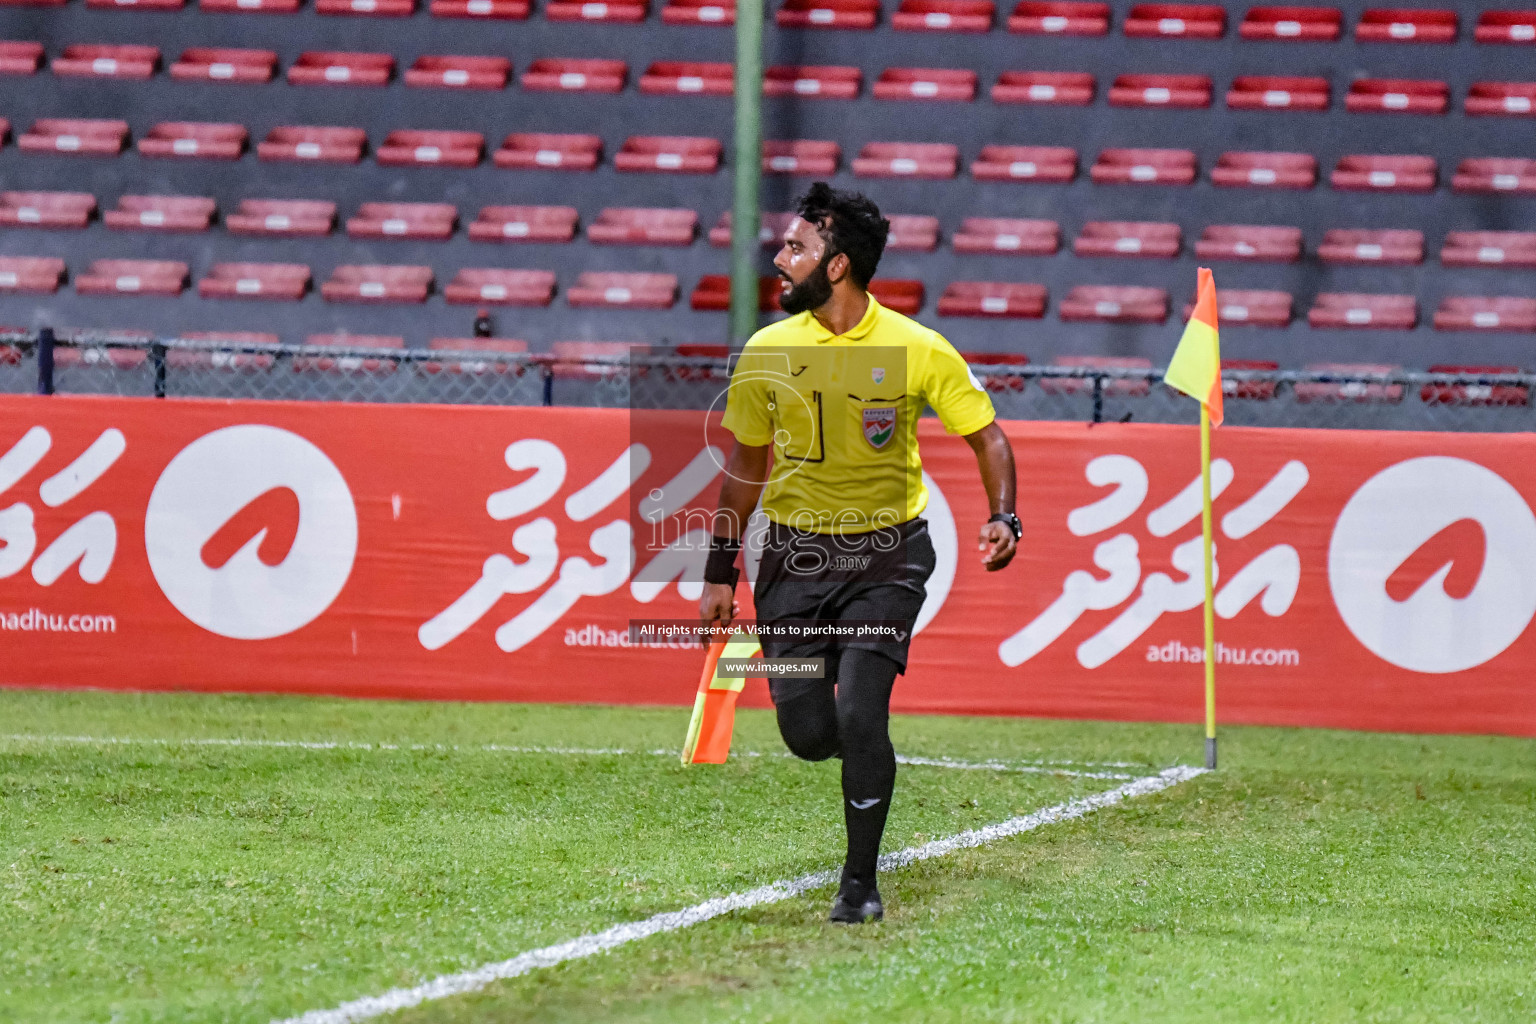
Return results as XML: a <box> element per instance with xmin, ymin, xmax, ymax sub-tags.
<box><xmin>795</xmin><ymin>182</ymin><xmax>891</xmax><ymax>290</ymax></box>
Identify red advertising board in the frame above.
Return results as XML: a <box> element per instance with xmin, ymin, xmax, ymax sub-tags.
<box><xmin>3</xmin><ymin>394</ymin><xmax>1534</xmax><ymax>737</ymax></box>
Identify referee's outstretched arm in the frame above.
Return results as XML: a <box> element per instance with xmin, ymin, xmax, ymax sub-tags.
<box><xmin>963</xmin><ymin>421</ymin><xmax>1019</xmax><ymax>572</ymax></box>
<box><xmin>699</xmin><ymin>441</ymin><xmax>770</xmax><ymax>634</ymax></box>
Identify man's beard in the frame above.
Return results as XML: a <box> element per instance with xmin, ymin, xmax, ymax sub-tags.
<box><xmin>777</xmin><ymin>253</ymin><xmax>835</xmax><ymax>314</ymax></box>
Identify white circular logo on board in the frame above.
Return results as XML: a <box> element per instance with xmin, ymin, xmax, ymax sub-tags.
<box><xmin>1328</xmin><ymin>456</ymin><xmax>1536</xmax><ymax>673</ymax></box>
<box><xmin>914</xmin><ymin>470</ymin><xmax>956</xmax><ymax>635</ymax></box>
<box><xmin>145</xmin><ymin>425</ymin><xmax>358</xmax><ymax>640</ymax></box>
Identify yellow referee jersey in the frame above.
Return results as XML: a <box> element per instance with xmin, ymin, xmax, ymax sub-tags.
<box><xmin>720</xmin><ymin>296</ymin><xmax>995</xmax><ymax>533</ymax></box>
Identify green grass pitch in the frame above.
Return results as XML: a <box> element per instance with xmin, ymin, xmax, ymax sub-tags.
<box><xmin>2</xmin><ymin>688</ymin><xmax>1533</xmax><ymax>1023</ymax></box>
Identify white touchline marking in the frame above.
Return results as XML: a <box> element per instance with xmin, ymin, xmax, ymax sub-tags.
<box><xmin>274</xmin><ymin>766</ymin><xmax>1206</xmax><ymax>1024</ymax></box>
<box><xmin>0</xmin><ymin>735</ymin><xmax>1142</xmax><ymax>778</ymax></box>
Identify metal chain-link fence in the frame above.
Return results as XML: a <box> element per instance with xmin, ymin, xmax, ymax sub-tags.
<box><xmin>4</xmin><ymin>329</ymin><xmax>1535</xmax><ymax>432</ymax></box>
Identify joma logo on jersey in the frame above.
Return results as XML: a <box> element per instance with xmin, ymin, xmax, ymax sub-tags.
<box><xmin>862</xmin><ymin>407</ymin><xmax>897</xmax><ymax>449</ymax></box>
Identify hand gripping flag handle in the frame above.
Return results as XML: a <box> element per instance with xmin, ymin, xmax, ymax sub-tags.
<box><xmin>680</xmin><ymin>632</ymin><xmax>762</xmax><ymax>764</ymax></box>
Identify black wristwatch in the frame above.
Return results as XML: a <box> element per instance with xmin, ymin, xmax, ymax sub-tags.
<box><xmin>989</xmin><ymin>512</ymin><xmax>1023</xmax><ymax>541</ymax></box>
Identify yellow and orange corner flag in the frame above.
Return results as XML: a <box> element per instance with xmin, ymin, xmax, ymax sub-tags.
<box><xmin>1164</xmin><ymin>267</ymin><xmax>1222</xmax><ymax>770</ymax></box>
<box><xmin>680</xmin><ymin>632</ymin><xmax>761</xmax><ymax>764</ymax></box>
<box><xmin>1164</xmin><ymin>266</ymin><xmax>1224</xmax><ymax>426</ymax></box>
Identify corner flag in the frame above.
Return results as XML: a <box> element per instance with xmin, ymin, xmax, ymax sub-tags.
<box><xmin>1164</xmin><ymin>266</ymin><xmax>1223</xmax><ymax>426</ymax></box>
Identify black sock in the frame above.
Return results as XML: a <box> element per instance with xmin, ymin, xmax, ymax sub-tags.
<box><xmin>835</xmin><ymin>649</ymin><xmax>899</xmax><ymax>887</ymax></box>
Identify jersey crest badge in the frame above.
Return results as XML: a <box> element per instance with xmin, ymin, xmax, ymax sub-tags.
<box><xmin>862</xmin><ymin>406</ymin><xmax>897</xmax><ymax>449</ymax></box>
<box><xmin>871</xmin><ymin>367</ymin><xmax>886</xmax><ymax>385</ymax></box>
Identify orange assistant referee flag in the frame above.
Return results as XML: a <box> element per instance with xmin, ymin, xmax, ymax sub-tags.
<box><xmin>1164</xmin><ymin>267</ymin><xmax>1223</xmax><ymax>426</ymax></box>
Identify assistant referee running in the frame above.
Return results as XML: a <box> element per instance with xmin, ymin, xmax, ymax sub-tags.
<box><xmin>700</xmin><ymin>183</ymin><xmax>1020</xmax><ymax>924</ymax></box>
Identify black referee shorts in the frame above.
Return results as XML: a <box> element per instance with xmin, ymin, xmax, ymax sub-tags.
<box><xmin>752</xmin><ymin>518</ymin><xmax>937</xmax><ymax>702</ymax></box>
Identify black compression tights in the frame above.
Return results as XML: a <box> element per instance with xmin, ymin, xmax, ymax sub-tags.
<box><xmin>774</xmin><ymin>649</ymin><xmax>900</xmax><ymax>886</ymax></box>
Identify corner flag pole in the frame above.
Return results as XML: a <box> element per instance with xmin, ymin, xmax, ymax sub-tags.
<box><xmin>1199</xmin><ymin>402</ymin><xmax>1217</xmax><ymax>770</ymax></box>
<box><xmin>1164</xmin><ymin>267</ymin><xmax>1222</xmax><ymax>771</ymax></box>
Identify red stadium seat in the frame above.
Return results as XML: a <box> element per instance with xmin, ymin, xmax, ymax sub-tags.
<box><xmin>0</xmin><ymin>257</ymin><xmax>65</xmax><ymax>294</ymax></box>
<box><xmin>103</xmin><ymin>195</ymin><xmax>216</xmax><ymax>232</ymax></box>
<box><xmin>76</xmin><ymin>259</ymin><xmax>188</xmax><ymax>296</ymax></box>
<box><xmin>893</xmin><ymin>0</ymin><xmax>992</xmax><ymax>32</ymax></box>
<box><xmin>1239</xmin><ymin>5</ymin><xmax>1341</xmax><ymax>39</ymax></box>
<box><xmin>321</xmin><ymin>265</ymin><xmax>434</xmax><ymax>303</ymax></box>
<box><xmin>0</xmin><ymin>0</ymin><xmax>65</xmax><ymax>6</ymax></box>
<box><xmin>690</xmin><ymin>274</ymin><xmax>781</xmax><ymax>311</ymax></box>
<box><xmin>1194</xmin><ymin>225</ymin><xmax>1302</xmax><ymax>262</ymax></box>
<box><xmin>776</xmin><ymin>0</ymin><xmax>878</xmax><ymax>29</ymax></box>
<box><xmin>443</xmin><ymin>268</ymin><xmax>556</xmax><ymax>306</ymax></box>
<box><xmin>1123</xmin><ymin>3</ymin><xmax>1224</xmax><ymax>37</ymax></box>
<box><xmin>1421</xmin><ymin>363</ymin><xmax>1529</xmax><ymax>406</ymax></box>
<box><xmin>567</xmin><ymin>272</ymin><xmax>679</xmax><ymax>308</ymax></box>
<box><xmin>873</xmin><ymin>67</ymin><xmax>977</xmax><ymax>101</ymax></box>
<box><xmin>226</xmin><ymin>199</ymin><xmax>336</xmax><ymax>236</ymax></box>
<box><xmin>971</xmin><ymin>145</ymin><xmax>1077</xmax><ymax>182</ymax></box>
<box><xmin>0</xmin><ymin>191</ymin><xmax>96</xmax><ymax>228</ymax></box>
<box><xmin>138</xmin><ymin>122</ymin><xmax>247</xmax><ymax>160</ymax></box>
<box><xmin>52</xmin><ymin>339</ymin><xmax>152</xmax><ymax>371</ymax></box>
<box><xmin>668</xmin><ymin>342</ymin><xmax>731</xmax><ymax>382</ymax></box>
<box><xmin>1346</xmin><ymin>78</ymin><xmax>1449</xmax><ymax>114</ymax></box>
<box><xmin>548</xmin><ymin>341</ymin><xmax>651</xmax><ymax>380</ymax></box>
<box><xmin>168</xmin><ymin>333</ymin><xmax>279</xmax><ymax>371</ymax></box>
<box><xmin>423</xmin><ymin>337</ymin><xmax>531</xmax><ymax>374</ymax></box>
<box><xmin>18</xmin><ymin>118</ymin><xmax>127</xmax><ymax>156</ymax></box>
<box><xmin>1059</xmin><ymin>285</ymin><xmax>1167</xmax><ymax>322</ymax></box>
<box><xmin>852</xmin><ymin>142</ymin><xmax>958</xmax><ymax>178</ymax></box>
<box><xmin>376</xmin><ymin>130</ymin><xmax>483</xmax><ymax>167</ymax></box>
<box><xmin>937</xmin><ymin>282</ymin><xmax>1046</xmax><ymax>318</ymax></box>
<box><xmin>316</xmin><ymin>0</ymin><xmax>414</xmax><ymax>15</ymax></box>
<box><xmin>1074</xmin><ymin>221</ymin><xmax>1181</xmax><ymax>258</ymax></box>
<box><xmin>960</xmin><ymin>351</ymin><xmax>1029</xmax><ymax>392</ymax></box>
<box><xmin>1294</xmin><ymin>363</ymin><xmax>1404</xmax><ymax>403</ymax></box>
<box><xmin>295</xmin><ymin>335</ymin><xmax>404</xmax><ymax>373</ymax></box>
<box><xmin>588</xmin><ymin>207</ymin><xmax>698</xmax><ymax>245</ymax></box>
<box><xmin>640</xmin><ymin>61</ymin><xmax>732</xmax><ymax>95</ymax></box>
<box><xmin>1453</xmin><ymin>157</ymin><xmax>1536</xmax><ymax>193</ymax></box>
<box><xmin>763</xmin><ymin>65</ymin><xmax>860</xmax><ymax>98</ymax></box>
<box><xmin>198</xmin><ymin>262</ymin><xmax>311</xmax><ymax>301</ymax></box>
<box><xmin>1466</xmin><ymin>82</ymin><xmax>1536</xmax><ymax>116</ymax></box>
<box><xmin>170</xmin><ymin>48</ymin><xmax>275</xmax><ymax>82</ymax></box>
<box><xmin>1041</xmin><ymin>355</ymin><xmax>1154</xmax><ymax>396</ymax></box>
<box><xmin>1007</xmin><ymin>1</ymin><xmax>1107</xmax><ymax>33</ymax></box>
<box><xmin>1356</xmin><ymin>7</ymin><xmax>1456</xmax><ymax>43</ymax></box>
<box><xmin>258</xmin><ymin>126</ymin><xmax>367</xmax><ymax>163</ymax></box>
<box><xmin>1226</xmin><ymin>75</ymin><xmax>1329</xmax><ymax>111</ymax></box>
<box><xmin>708</xmin><ymin>211</ymin><xmax>797</xmax><ymax>247</ymax></box>
<box><xmin>1317</xmin><ymin>228</ymin><xmax>1424</xmax><ymax>264</ymax></box>
<box><xmin>1307</xmin><ymin>293</ymin><xmax>1418</xmax><ymax>329</ymax></box>
<box><xmin>1183</xmin><ymin>289</ymin><xmax>1292</xmax><ymax>327</ymax></box>
<box><xmin>468</xmin><ymin>204</ymin><xmax>579</xmax><ymax>242</ymax></box>
<box><xmin>546</xmin><ymin>0</ymin><xmax>646</xmax><ymax>21</ymax></box>
<box><xmin>1212</xmin><ymin>151</ymin><xmax>1317</xmax><ymax>189</ymax></box>
<box><xmin>1108</xmin><ymin>74</ymin><xmax>1211</xmax><ymax>108</ymax></box>
<box><xmin>1331</xmin><ymin>154</ymin><xmax>1436</xmax><ymax>191</ymax></box>
<box><xmin>52</xmin><ymin>44</ymin><xmax>159</xmax><ymax>79</ymax></box>
<box><xmin>870</xmin><ymin>280</ymin><xmax>924</xmax><ymax>314</ymax></box>
<box><xmin>1220</xmin><ymin>359</ymin><xmax>1281</xmax><ymax>400</ymax></box>
<box><xmin>1476</xmin><ymin>9</ymin><xmax>1536</xmax><ymax>43</ymax></box>
<box><xmin>887</xmin><ymin>215</ymin><xmax>940</xmax><ymax>251</ymax></box>
<box><xmin>521</xmin><ymin>58</ymin><xmax>627</xmax><ymax>92</ymax></box>
<box><xmin>615</xmin><ymin>136</ymin><xmax>721</xmax><ymax>173</ymax></box>
<box><xmin>763</xmin><ymin>140</ymin><xmax>840</xmax><ymax>175</ymax></box>
<box><xmin>1440</xmin><ymin>230</ymin><xmax>1536</xmax><ymax>267</ymax></box>
<box><xmin>287</xmin><ymin>51</ymin><xmax>393</xmax><ymax>86</ymax></box>
<box><xmin>952</xmin><ymin>217</ymin><xmax>1059</xmax><ymax>254</ymax></box>
<box><xmin>493</xmin><ymin>133</ymin><xmax>601</xmax><ymax>171</ymax></box>
<box><xmin>201</xmin><ymin>0</ymin><xmax>298</xmax><ymax>11</ymax></box>
<box><xmin>1433</xmin><ymin>300</ymin><xmax>1536</xmax><ymax>333</ymax></box>
<box><xmin>0</xmin><ymin>41</ymin><xmax>42</xmax><ymax>75</ymax></box>
<box><xmin>347</xmin><ymin>202</ymin><xmax>458</xmax><ymax>240</ymax></box>
<box><xmin>991</xmin><ymin>70</ymin><xmax>1095</xmax><ymax>105</ymax></box>
<box><xmin>83</xmin><ymin>0</ymin><xmax>182</xmax><ymax>9</ymax></box>
<box><xmin>431</xmin><ymin>0</ymin><xmax>529</xmax><ymax>16</ymax></box>
<box><xmin>405</xmin><ymin>56</ymin><xmax>510</xmax><ymax>90</ymax></box>
<box><xmin>663</xmin><ymin>0</ymin><xmax>735</xmax><ymax>23</ymax></box>
<box><xmin>1090</xmin><ymin>148</ymin><xmax>1196</xmax><ymax>185</ymax></box>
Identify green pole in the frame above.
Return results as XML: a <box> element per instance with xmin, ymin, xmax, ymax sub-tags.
<box><xmin>729</xmin><ymin>0</ymin><xmax>765</xmax><ymax>346</ymax></box>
